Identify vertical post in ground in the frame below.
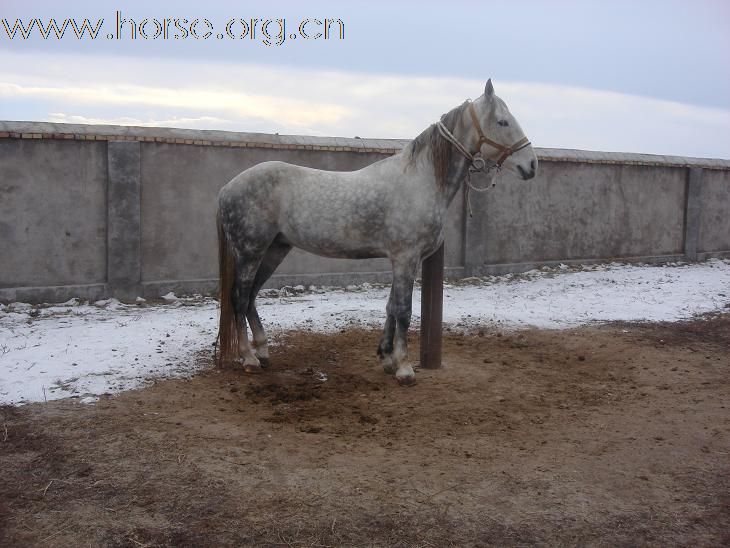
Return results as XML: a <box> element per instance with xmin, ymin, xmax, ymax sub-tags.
<box><xmin>420</xmin><ymin>243</ymin><xmax>444</xmax><ymax>369</ymax></box>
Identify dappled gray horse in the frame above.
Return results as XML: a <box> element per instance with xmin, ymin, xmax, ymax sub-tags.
<box><xmin>217</xmin><ymin>80</ymin><xmax>537</xmax><ymax>384</ymax></box>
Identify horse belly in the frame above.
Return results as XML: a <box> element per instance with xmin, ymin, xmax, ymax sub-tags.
<box><xmin>280</xmin><ymin>183</ymin><xmax>389</xmax><ymax>260</ymax></box>
<box><xmin>282</xmin><ymin>218</ymin><xmax>388</xmax><ymax>259</ymax></box>
<box><xmin>292</xmin><ymin>239</ymin><xmax>385</xmax><ymax>259</ymax></box>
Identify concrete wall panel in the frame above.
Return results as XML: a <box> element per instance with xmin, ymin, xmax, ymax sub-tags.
<box><xmin>698</xmin><ymin>169</ymin><xmax>730</xmax><ymax>253</ymax></box>
<box><xmin>0</xmin><ymin>139</ymin><xmax>107</xmax><ymax>288</ymax></box>
<box><xmin>477</xmin><ymin>162</ymin><xmax>686</xmax><ymax>266</ymax></box>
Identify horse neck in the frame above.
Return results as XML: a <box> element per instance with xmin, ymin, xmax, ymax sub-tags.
<box><xmin>443</xmin><ymin>153</ymin><xmax>472</xmax><ymax>205</ymax></box>
<box><xmin>402</xmin><ymin>148</ymin><xmax>470</xmax><ymax>212</ymax></box>
<box><xmin>399</xmin><ymin>112</ymin><xmax>476</xmax><ymax>210</ymax></box>
<box><xmin>430</xmin><ymin>105</ymin><xmax>480</xmax><ymax>207</ymax></box>
<box><xmin>441</xmin><ymin>104</ymin><xmax>483</xmax><ymax>204</ymax></box>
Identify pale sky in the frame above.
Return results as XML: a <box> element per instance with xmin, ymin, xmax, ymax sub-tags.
<box><xmin>1</xmin><ymin>0</ymin><xmax>728</xmax><ymax>158</ymax></box>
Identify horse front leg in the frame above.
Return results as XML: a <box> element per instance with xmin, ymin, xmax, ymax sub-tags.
<box><xmin>378</xmin><ymin>285</ymin><xmax>396</xmax><ymax>374</ymax></box>
<box><xmin>389</xmin><ymin>257</ymin><xmax>419</xmax><ymax>386</ymax></box>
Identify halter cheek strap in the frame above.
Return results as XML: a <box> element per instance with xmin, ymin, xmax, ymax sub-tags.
<box><xmin>467</xmin><ymin>103</ymin><xmax>531</xmax><ymax>167</ymax></box>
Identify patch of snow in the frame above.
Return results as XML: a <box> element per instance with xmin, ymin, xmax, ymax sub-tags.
<box><xmin>93</xmin><ymin>298</ymin><xmax>123</xmax><ymax>310</ymax></box>
<box><xmin>1</xmin><ymin>259</ymin><xmax>729</xmax><ymax>406</ymax></box>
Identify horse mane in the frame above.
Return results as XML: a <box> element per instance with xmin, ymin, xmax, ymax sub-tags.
<box><xmin>407</xmin><ymin>100</ymin><xmax>469</xmax><ymax>187</ymax></box>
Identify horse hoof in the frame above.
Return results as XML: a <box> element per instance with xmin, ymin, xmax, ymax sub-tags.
<box><xmin>380</xmin><ymin>355</ymin><xmax>397</xmax><ymax>375</ymax></box>
<box><xmin>236</xmin><ymin>357</ymin><xmax>262</xmax><ymax>374</ymax></box>
<box><xmin>258</xmin><ymin>357</ymin><xmax>271</xmax><ymax>369</ymax></box>
<box><xmin>382</xmin><ymin>363</ymin><xmax>397</xmax><ymax>375</ymax></box>
<box><xmin>243</xmin><ymin>363</ymin><xmax>263</xmax><ymax>374</ymax></box>
<box><xmin>396</xmin><ymin>374</ymin><xmax>416</xmax><ymax>387</ymax></box>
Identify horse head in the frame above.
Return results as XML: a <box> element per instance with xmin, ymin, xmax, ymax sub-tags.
<box><xmin>469</xmin><ymin>79</ymin><xmax>537</xmax><ymax>181</ymax></box>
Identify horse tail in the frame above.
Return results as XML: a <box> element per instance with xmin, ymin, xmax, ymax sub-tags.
<box><xmin>216</xmin><ymin>211</ymin><xmax>239</xmax><ymax>367</ymax></box>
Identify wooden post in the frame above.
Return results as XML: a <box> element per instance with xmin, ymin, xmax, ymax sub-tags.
<box><xmin>420</xmin><ymin>243</ymin><xmax>444</xmax><ymax>369</ymax></box>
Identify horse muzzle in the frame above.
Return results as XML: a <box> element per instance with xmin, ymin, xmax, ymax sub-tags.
<box><xmin>517</xmin><ymin>159</ymin><xmax>537</xmax><ymax>180</ymax></box>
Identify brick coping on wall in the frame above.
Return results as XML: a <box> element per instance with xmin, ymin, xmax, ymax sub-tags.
<box><xmin>1</xmin><ymin>120</ymin><xmax>729</xmax><ymax>171</ymax></box>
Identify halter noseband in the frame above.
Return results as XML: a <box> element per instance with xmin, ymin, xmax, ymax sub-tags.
<box><xmin>467</xmin><ymin>103</ymin><xmax>531</xmax><ymax>167</ymax></box>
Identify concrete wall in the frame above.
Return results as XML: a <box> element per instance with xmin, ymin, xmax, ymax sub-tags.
<box><xmin>1</xmin><ymin>121</ymin><xmax>728</xmax><ymax>303</ymax></box>
<box><xmin>468</xmin><ymin>162</ymin><xmax>688</xmax><ymax>272</ymax></box>
<box><xmin>0</xmin><ymin>138</ymin><xmax>108</xmax><ymax>292</ymax></box>
<box><xmin>698</xmin><ymin>168</ymin><xmax>730</xmax><ymax>253</ymax></box>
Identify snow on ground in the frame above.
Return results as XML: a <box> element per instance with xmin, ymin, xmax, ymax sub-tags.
<box><xmin>1</xmin><ymin>259</ymin><xmax>729</xmax><ymax>406</ymax></box>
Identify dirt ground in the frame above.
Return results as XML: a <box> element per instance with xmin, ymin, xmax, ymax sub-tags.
<box><xmin>1</xmin><ymin>314</ymin><xmax>729</xmax><ymax>547</ymax></box>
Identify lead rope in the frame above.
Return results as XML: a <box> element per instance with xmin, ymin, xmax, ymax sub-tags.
<box><xmin>436</xmin><ymin>121</ymin><xmax>500</xmax><ymax>217</ymax></box>
<box><xmin>464</xmin><ymin>164</ymin><xmax>499</xmax><ymax>217</ymax></box>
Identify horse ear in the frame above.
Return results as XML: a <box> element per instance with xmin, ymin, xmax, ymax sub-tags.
<box><xmin>485</xmin><ymin>79</ymin><xmax>494</xmax><ymax>98</ymax></box>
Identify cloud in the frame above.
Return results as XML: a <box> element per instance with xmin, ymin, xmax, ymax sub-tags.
<box><xmin>45</xmin><ymin>112</ymin><xmax>230</xmax><ymax>129</ymax></box>
<box><xmin>497</xmin><ymin>82</ymin><xmax>730</xmax><ymax>158</ymax></box>
<box><xmin>0</xmin><ymin>50</ymin><xmax>728</xmax><ymax>158</ymax></box>
<box><xmin>0</xmin><ymin>81</ymin><xmax>350</xmax><ymax>128</ymax></box>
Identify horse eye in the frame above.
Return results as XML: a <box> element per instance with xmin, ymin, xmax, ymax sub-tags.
<box><xmin>498</xmin><ymin>120</ymin><xmax>509</xmax><ymax>127</ymax></box>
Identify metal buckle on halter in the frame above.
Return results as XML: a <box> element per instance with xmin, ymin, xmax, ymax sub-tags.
<box><xmin>470</xmin><ymin>156</ymin><xmax>486</xmax><ymax>172</ymax></box>
<box><xmin>470</xmin><ymin>154</ymin><xmax>501</xmax><ymax>177</ymax></box>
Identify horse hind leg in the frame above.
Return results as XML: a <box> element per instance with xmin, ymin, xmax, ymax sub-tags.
<box><xmin>246</xmin><ymin>238</ymin><xmax>292</xmax><ymax>367</ymax></box>
<box><xmin>247</xmin><ymin>306</ymin><xmax>269</xmax><ymax>367</ymax></box>
<box><xmin>232</xmin><ymin>248</ymin><xmax>270</xmax><ymax>373</ymax></box>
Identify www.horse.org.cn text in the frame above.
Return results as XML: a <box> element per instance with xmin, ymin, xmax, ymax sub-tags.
<box><xmin>0</xmin><ymin>12</ymin><xmax>345</xmax><ymax>46</ymax></box>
